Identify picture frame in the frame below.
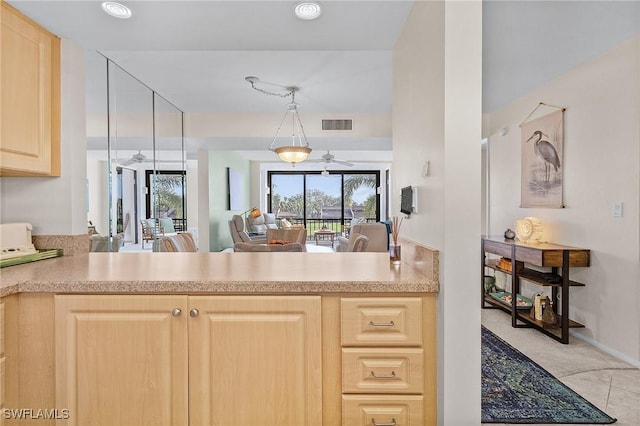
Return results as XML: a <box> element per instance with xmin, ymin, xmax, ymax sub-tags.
<box><xmin>227</xmin><ymin>167</ymin><xmax>244</xmax><ymax>210</ymax></box>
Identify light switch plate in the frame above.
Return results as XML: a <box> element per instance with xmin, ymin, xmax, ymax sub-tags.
<box><xmin>613</xmin><ymin>202</ymin><xmax>623</xmax><ymax>217</ymax></box>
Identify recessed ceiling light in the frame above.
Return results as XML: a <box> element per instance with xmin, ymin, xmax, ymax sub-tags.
<box><xmin>101</xmin><ymin>2</ymin><xmax>132</xmax><ymax>19</ymax></box>
<box><xmin>295</xmin><ymin>2</ymin><xmax>322</xmax><ymax>20</ymax></box>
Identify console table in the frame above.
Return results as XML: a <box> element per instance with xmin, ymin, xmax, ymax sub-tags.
<box><xmin>481</xmin><ymin>236</ymin><xmax>590</xmax><ymax>344</ymax></box>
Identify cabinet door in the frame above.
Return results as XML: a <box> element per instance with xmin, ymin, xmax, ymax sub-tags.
<box><xmin>0</xmin><ymin>1</ymin><xmax>60</xmax><ymax>176</ymax></box>
<box><xmin>55</xmin><ymin>295</ymin><xmax>188</xmax><ymax>426</ymax></box>
<box><xmin>0</xmin><ymin>300</ymin><xmax>4</xmax><ymax>426</ymax></box>
<box><xmin>189</xmin><ymin>295</ymin><xmax>322</xmax><ymax>426</ymax></box>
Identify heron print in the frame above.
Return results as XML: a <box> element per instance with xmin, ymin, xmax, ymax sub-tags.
<box><xmin>521</xmin><ymin>109</ymin><xmax>564</xmax><ymax>208</ymax></box>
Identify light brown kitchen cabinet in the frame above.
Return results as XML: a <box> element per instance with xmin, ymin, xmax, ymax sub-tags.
<box><xmin>55</xmin><ymin>295</ymin><xmax>190</xmax><ymax>426</ymax></box>
<box><xmin>188</xmin><ymin>295</ymin><xmax>322</xmax><ymax>426</ymax></box>
<box><xmin>0</xmin><ymin>0</ymin><xmax>60</xmax><ymax>176</ymax></box>
<box><xmin>0</xmin><ymin>299</ymin><xmax>5</xmax><ymax>426</ymax></box>
<box><xmin>55</xmin><ymin>294</ymin><xmax>322</xmax><ymax>426</ymax></box>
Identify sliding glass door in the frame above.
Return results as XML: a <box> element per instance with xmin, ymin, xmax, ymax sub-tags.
<box><xmin>145</xmin><ymin>170</ymin><xmax>187</xmax><ymax>232</ymax></box>
<box><xmin>268</xmin><ymin>171</ymin><xmax>380</xmax><ymax>237</ymax></box>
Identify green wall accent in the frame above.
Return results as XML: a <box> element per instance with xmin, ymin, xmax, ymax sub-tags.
<box><xmin>208</xmin><ymin>151</ymin><xmax>251</xmax><ymax>251</ymax></box>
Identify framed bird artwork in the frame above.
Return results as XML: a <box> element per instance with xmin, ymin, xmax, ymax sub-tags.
<box><xmin>520</xmin><ymin>107</ymin><xmax>564</xmax><ymax>208</ymax></box>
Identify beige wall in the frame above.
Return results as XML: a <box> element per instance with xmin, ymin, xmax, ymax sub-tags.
<box><xmin>393</xmin><ymin>2</ymin><xmax>483</xmax><ymax>424</ymax></box>
<box><xmin>393</xmin><ymin>1</ymin><xmax>444</xmax><ymax>245</ymax></box>
<box><xmin>485</xmin><ymin>36</ymin><xmax>640</xmax><ymax>364</ymax></box>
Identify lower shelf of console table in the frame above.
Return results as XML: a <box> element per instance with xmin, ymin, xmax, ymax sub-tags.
<box><xmin>481</xmin><ymin>236</ymin><xmax>590</xmax><ymax>344</ymax></box>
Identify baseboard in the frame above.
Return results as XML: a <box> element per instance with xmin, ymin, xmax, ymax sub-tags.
<box><xmin>570</xmin><ymin>330</ymin><xmax>640</xmax><ymax>368</ymax></box>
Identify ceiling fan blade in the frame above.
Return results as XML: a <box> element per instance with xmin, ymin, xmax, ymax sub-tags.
<box><xmin>120</xmin><ymin>158</ymin><xmax>136</xmax><ymax>166</ymax></box>
<box><xmin>333</xmin><ymin>159</ymin><xmax>354</xmax><ymax>166</ymax></box>
<box><xmin>143</xmin><ymin>159</ymin><xmax>184</xmax><ymax>163</ymax></box>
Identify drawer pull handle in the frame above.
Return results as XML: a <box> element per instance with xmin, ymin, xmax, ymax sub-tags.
<box><xmin>371</xmin><ymin>418</ymin><xmax>396</xmax><ymax>426</ymax></box>
<box><xmin>371</xmin><ymin>371</ymin><xmax>396</xmax><ymax>379</ymax></box>
<box><xmin>369</xmin><ymin>320</ymin><xmax>395</xmax><ymax>327</ymax></box>
<box><xmin>171</xmin><ymin>308</ymin><xmax>182</xmax><ymax>317</ymax></box>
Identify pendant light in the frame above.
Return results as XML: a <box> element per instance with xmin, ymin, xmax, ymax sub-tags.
<box><xmin>269</xmin><ymin>90</ymin><xmax>311</xmax><ymax>166</ymax></box>
<box><xmin>246</xmin><ymin>76</ymin><xmax>312</xmax><ymax>166</ymax></box>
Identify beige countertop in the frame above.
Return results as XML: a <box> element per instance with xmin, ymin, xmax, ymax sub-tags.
<box><xmin>0</xmin><ymin>251</ymin><xmax>439</xmax><ymax>297</ymax></box>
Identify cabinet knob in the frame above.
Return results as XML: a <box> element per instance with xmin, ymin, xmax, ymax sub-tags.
<box><xmin>371</xmin><ymin>418</ymin><xmax>396</xmax><ymax>426</ymax></box>
<box><xmin>189</xmin><ymin>308</ymin><xmax>199</xmax><ymax>318</ymax></box>
<box><xmin>172</xmin><ymin>308</ymin><xmax>182</xmax><ymax>317</ymax></box>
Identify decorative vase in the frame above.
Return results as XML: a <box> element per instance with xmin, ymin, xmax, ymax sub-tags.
<box><xmin>390</xmin><ymin>244</ymin><xmax>401</xmax><ymax>264</ymax></box>
<box><xmin>504</xmin><ymin>228</ymin><xmax>516</xmax><ymax>240</ymax></box>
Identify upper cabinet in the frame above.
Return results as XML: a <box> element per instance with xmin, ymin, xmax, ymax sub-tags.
<box><xmin>0</xmin><ymin>0</ymin><xmax>60</xmax><ymax>176</ymax></box>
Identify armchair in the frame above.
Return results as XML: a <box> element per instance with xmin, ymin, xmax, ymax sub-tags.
<box><xmin>267</xmin><ymin>227</ymin><xmax>307</xmax><ymax>246</ymax></box>
<box><xmin>158</xmin><ymin>232</ymin><xmax>197</xmax><ymax>252</ymax></box>
<box><xmin>345</xmin><ymin>233</ymin><xmax>369</xmax><ymax>252</ymax></box>
<box><xmin>336</xmin><ymin>223</ymin><xmax>389</xmax><ymax>252</ymax></box>
<box><xmin>229</xmin><ymin>215</ymin><xmax>267</xmax><ymax>244</ymax></box>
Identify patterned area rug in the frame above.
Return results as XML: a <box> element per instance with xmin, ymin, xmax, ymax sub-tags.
<box><xmin>482</xmin><ymin>326</ymin><xmax>617</xmax><ymax>424</ymax></box>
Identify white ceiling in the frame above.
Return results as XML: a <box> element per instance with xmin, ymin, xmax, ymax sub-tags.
<box><xmin>7</xmin><ymin>0</ymin><xmax>640</xmax><ymax>161</ymax></box>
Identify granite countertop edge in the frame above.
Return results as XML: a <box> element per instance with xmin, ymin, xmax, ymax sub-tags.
<box><xmin>2</xmin><ymin>279</ymin><xmax>438</xmax><ymax>297</ymax></box>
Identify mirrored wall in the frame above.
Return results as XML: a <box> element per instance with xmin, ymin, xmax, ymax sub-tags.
<box><xmin>87</xmin><ymin>53</ymin><xmax>185</xmax><ymax>252</ymax></box>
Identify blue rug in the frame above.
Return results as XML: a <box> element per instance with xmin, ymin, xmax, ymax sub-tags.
<box><xmin>482</xmin><ymin>326</ymin><xmax>617</xmax><ymax>424</ymax></box>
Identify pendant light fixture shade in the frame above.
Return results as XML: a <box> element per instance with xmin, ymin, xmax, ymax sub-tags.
<box><xmin>274</xmin><ymin>146</ymin><xmax>312</xmax><ymax>163</ymax></box>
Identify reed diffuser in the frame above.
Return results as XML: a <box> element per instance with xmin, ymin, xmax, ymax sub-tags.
<box><xmin>390</xmin><ymin>216</ymin><xmax>403</xmax><ymax>264</ymax></box>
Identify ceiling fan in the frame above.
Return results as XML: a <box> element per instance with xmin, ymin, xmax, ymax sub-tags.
<box><xmin>310</xmin><ymin>150</ymin><xmax>354</xmax><ymax>167</ymax></box>
<box><xmin>116</xmin><ymin>151</ymin><xmax>178</xmax><ymax>167</ymax></box>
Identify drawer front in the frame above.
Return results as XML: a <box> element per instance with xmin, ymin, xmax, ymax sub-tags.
<box><xmin>342</xmin><ymin>348</ymin><xmax>424</xmax><ymax>394</ymax></box>
<box><xmin>341</xmin><ymin>298</ymin><xmax>422</xmax><ymax>346</ymax></box>
<box><xmin>342</xmin><ymin>395</ymin><xmax>423</xmax><ymax>426</ymax></box>
<box><xmin>483</xmin><ymin>240</ymin><xmax>512</xmax><ymax>258</ymax></box>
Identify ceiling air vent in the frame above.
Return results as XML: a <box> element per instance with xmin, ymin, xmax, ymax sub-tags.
<box><xmin>322</xmin><ymin>119</ymin><xmax>352</xmax><ymax>131</ymax></box>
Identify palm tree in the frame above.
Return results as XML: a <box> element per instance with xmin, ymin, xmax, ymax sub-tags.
<box><xmin>343</xmin><ymin>174</ymin><xmax>377</xmax><ymax>217</ymax></box>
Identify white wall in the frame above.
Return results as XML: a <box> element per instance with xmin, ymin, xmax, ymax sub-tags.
<box><xmin>393</xmin><ymin>2</ymin><xmax>482</xmax><ymax>425</ymax></box>
<box><xmin>485</xmin><ymin>36</ymin><xmax>640</xmax><ymax>364</ymax></box>
<box><xmin>0</xmin><ymin>40</ymin><xmax>87</xmax><ymax>235</ymax></box>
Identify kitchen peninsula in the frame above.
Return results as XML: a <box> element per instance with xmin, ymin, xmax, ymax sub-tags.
<box><xmin>1</xmin><ymin>246</ymin><xmax>438</xmax><ymax>426</ymax></box>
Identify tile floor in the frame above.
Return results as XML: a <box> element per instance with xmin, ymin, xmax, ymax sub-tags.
<box><xmin>482</xmin><ymin>309</ymin><xmax>640</xmax><ymax>426</ymax></box>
